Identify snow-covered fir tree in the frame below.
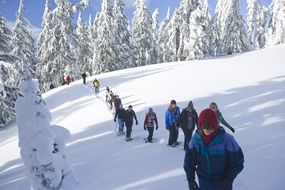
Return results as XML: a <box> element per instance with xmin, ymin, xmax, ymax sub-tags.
<box><xmin>0</xmin><ymin>13</ymin><xmax>20</xmax><ymax>89</ymax></box>
<box><xmin>247</xmin><ymin>0</ymin><xmax>267</xmax><ymax>48</ymax></box>
<box><xmin>37</xmin><ymin>0</ymin><xmax>89</xmax><ymax>91</ymax></box>
<box><xmin>132</xmin><ymin>0</ymin><xmax>155</xmax><ymax>66</ymax></box>
<box><xmin>37</xmin><ymin>0</ymin><xmax>51</xmax><ymax>76</ymax></box>
<box><xmin>91</xmin><ymin>12</ymin><xmax>99</xmax><ymax>74</ymax></box>
<box><xmin>93</xmin><ymin>12</ymin><xmax>100</xmax><ymax>42</ymax></box>
<box><xmin>162</xmin><ymin>9</ymin><xmax>180</xmax><ymax>62</ymax></box>
<box><xmin>74</xmin><ymin>12</ymin><xmax>93</xmax><ymax>75</ymax></box>
<box><xmin>185</xmin><ymin>0</ymin><xmax>211</xmax><ymax>60</ymax></box>
<box><xmin>86</xmin><ymin>15</ymin><xmax>95</xmax><ymax>76</ymax></box>
<box><xmin>48</xmin><ymin>0</ymin><xmax>76</xmax><ymax>84</ymax></box>
<box><xmin>213</xmin><ymin>0</ymin><xmax>249</xmax><ymax>55</ymax></box>
<box><xmin>113</xmin><ymin>0</ymin><xmax>133</xmax><ymax>69</ymax></box>
<box><xmin>16</xmin><ymin>75</ymin><xmax>76</xmax><ymax>190</ymax></box>
<box><xmin>247</xmin><ymin>0</ymin><xmax>259</xmax><ymax>48</ymax></box>
<box><xmin>0</xmin><ymin>4</ymin><xmax>20</xmax><ymax>127</ymax></box>
<box><xmin>256</xmin><ymin>6</ymin><xmax>268</xmax><ymax>48</ymax></box>
<box><xmin>11</xmin><ymin>0</ymin><xmax>37</xmax><ymax>77</ymax></box>
<box><xmin>0</xmin><ymin>13</ymin><xmax>20</xmax><ymax>85</ymax></box>
<box><xmin>158</xmin><ymin>7</ymin><xmax>171</xmax><ymax>63</ymax></box>
<box><xmin>0</xmin><ymin>62</ymin><xmax>19</xmax><ymax>128</ymax></box>
<box><xmin>268</xmin><ymin>0</ymin><xmax>285</xmax><ymax>45</ymax></box>
<box><xmin>0</xmin><ymin>15</ymin><xmax>14</xmax><ymax>63</ymax></box>
<box><xmin>93</xmin><ymin>0</ymin><xmax>117</xmax><ymax>73</ymax></box>
<box><xmin>152</xmin><ymin>8</ymin><xmax>160</xmax><ymax>64</ymax></box>
<box><xmin>176</xmin><ymin>0</ymin><xmax>200</xmax><ymax>61</ymax></box>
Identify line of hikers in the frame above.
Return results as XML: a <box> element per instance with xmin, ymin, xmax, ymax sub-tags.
<box><xmin>89</xmin><ymin>79</ymin><xmax>237</xmax><ymax>147</ymax></box>
<box><xmin>109</xmin><ymin>94</ymin><xmax>236</xmax><ymax>146</ymax></box>
<box><xmin>87</xmin><ymin>79</ymin><xmax>244</xmax><ymax>190</ymax></box>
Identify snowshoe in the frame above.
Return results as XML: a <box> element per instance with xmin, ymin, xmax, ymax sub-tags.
<box><xmin>125</xmin><ymin>137</ymin><xmax>133</xmax><ymax>141</ymax></box>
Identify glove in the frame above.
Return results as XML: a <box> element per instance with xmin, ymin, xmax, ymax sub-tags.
<box><xmin>220</xmin><ymin>178</ymin><xmax>233</xmax><ymax>190</ymax></box>
<box><xmin>188</xmin><ymin>180</ymin><xmax>199</xmax><ymax>190</ymax></box>
<box><xmin>230</xmin><ymin>127</ymin><xmax>235</xmax><ymax>133</ymax></box>
<box><xmin>144</xmin><ymin>127</ymin><xmax>146</xmax><ymax>131</ymax></box>
<box><xmin>136</xmin><ymin>121</ymin><xmax>138</xmax><ymax>125</ymax></box>
<box><xmin>114</xmin><ymin>119</ymin><xmax>116</xmax><ymax>122</ymax></box>
<box><xmin>156</xmin><ymin>126</ymin><xmax>158</xmax><ymax>130</ymax></box>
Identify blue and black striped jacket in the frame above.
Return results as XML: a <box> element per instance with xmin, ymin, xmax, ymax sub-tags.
<box><xmin>184</xmin><ymin>127</ymin><xmax>244</xmax><ymax>190</ymax></box>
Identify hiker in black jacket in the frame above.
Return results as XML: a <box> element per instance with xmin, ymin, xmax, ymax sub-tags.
<box><xmin>124</xmin><ymin>105</ymin><xmax>138</xmax><ymax>140</ymax></box>
<box><xmin>178</xmin><ymin>101</ymin><xmax>198</xmax><ymax>151</ymax></box>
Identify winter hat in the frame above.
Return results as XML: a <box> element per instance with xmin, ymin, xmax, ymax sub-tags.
<box><xmin>148</xmin><ymin>108</ymin><xmax>153</xmax><ymax>113</ymax></box>
<box><xmin>170</xmin><ymin>100</ymin><xmax>176</xmax><ymax>105</ymax></box>
<box><xmin>187</xmin><ymin>101</ymin><xmax>194</xmax><ymax>109</ymax></box>
<box><xmin>198</xmin><ymin>108</ymin><xmax>218</xmax><ymax>130</ymax></box>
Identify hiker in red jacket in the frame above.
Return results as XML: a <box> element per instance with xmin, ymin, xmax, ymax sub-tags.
<box><xmin>144</xmin><ymin>108</ymin><xmax>158</xmax><ymax>143</ymax></box>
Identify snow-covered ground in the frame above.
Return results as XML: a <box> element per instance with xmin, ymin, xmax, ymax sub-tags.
<box><xmin>1</xmin><ymin>45</ymin><xmax>285</xmax><ymax>190</ymax></box>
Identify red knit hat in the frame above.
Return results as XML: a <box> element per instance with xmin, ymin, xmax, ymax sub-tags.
<box><xmin>198</xmin><ymin>108</ymin><xmax>218</xmax><ymax>130</ymax></box>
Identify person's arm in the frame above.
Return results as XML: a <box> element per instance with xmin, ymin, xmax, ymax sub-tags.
<box><xmin>154</xmin><ymin>113</ymin><xmax>158</xmax><ymax>127</ymax></box>
<box><xmin>165</xmin><ymin>110</ymin><xmax>170</xmax><ymax>128</ymax></box>
<box><xmin>194</xmin><ymin>111</ymin><xmax>198</xmax><ymax>127</ymax></box>
<box><xmin>184</xmin><ymin>140</ymin><xmax>199</xmax><ymax>190</ymax></box>
<box><xmin>222</xmin><ymin>134</ymin><xmax>244</xmax><ymax>187</ymax></box>
<box><xmin>114</xmin><ymin>111</ymin><xmax>118</xmax><ymax>121</ymax></box>
<box><xmin>133</xmin><ymin>110</ymin><xmax>138</xmax><ymax>124</ymax></box>
<box><xmin>177</xmin><ymin>109</ymin><xmax>185</xmax><ymax>126</ymax></box>
<box><xmin>220</xmin><ymin>112</ymin><xmax>235</xmax><ymax>133</ymax></box>
<box><xmin>144</xmin><ymin>114</ymin><xmax>148</xmax><ymax>128</ymax></box>
<box><xmin>175</xmin><ymin>108</ymin><xmax>181</xmax><ymax>128</ymax></box>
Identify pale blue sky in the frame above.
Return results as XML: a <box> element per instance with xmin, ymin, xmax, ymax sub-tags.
<box><xmin>0</xmin><ymin>0</ymin><xmax>272</xmax><ymax>30</ymax></box>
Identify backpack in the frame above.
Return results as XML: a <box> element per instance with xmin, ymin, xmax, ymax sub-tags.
<box><xmin>93</xmin><ymin>80</ymin><xmax>99</xmax><ymax>87</ymax></box>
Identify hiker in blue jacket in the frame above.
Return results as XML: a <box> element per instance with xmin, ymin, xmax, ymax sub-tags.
<box><xmin>184</xmin><ymin>109</ymin><xmax>244</xmax><ymax>190</ymax></box>
<box><xmin>184</xmin><ymin>108</ymin><xmax>244</xmax><ymax>190</ymax></box>
<box><xmin>114</xmin><ymin>104</ymin><xmax>126</xmax><ymax>135</ymax></box>
<box><xmin>165</xmin><ymin>100</ymin><xmax>181</xmax><ymax>146</ymax></box>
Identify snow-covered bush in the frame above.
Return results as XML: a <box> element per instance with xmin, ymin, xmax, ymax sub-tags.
<box><xmin>16</xmin><ymin>77</ymin><xmax>76</xmax><ymax>190</ymax></box>
<box><xmin>0</xmin><ymin>61</ymin><xmax>19</xmax><ymax>128</ymax></box>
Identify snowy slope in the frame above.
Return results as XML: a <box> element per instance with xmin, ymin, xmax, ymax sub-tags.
<box><xmin>1</xmin><ymin>45</ymin><xmax>285</xmax><ymax>190</ymax></box>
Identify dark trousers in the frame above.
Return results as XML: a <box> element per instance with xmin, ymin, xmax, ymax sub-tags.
<box><xmin>83</xmin><ymin>78</ymin><xmax>86</xmax><ymax>84</ymax></box>
<box><xmin>147</xmin><ymin>127</ymin><xmax>154</xmax><ymax>142</ymax></box>
<box><xmin>182</xmin><ymin>128</ymin><xmax>194</xmax><ymax>150</ymax></box>
<box><xmin>168</xmin><ymin>127</ymin><xmax>178</xmax><ymax>145</ymax></box>
<box><xmin>126</xmin><ymin>124</ymin><xmax>133</xmax><ymax>138</ymax></box>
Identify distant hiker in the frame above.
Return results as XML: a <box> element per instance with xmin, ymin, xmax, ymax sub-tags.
<box><xmin>114</xmin><ymin>104</ymin><xmax>126</xmax><ymax>135</ymax></box>
<box><xmin>178</xmin><ymin>101</ymin><xmax>198</xmax><ymax>151</ymax></box>
<box><xmin>49</xmin><ymin>83</ymin><xmax>55</xmax><ymax>90</ymax></box>
<box><xmin>61</xmin><ymin>76</ymin><xmax>66</xmax><ymax>85</ymax></box>
<box><xmin>105</xmin><ymin>86</ymin><xmax>110</xmax><ymax>102</ymax></box>
<box><xmin>124</xmin><ymin>105</ymin><xmax>138</xmax><ymax>141</ymax></box>
<box><xmin>114</xmin><ymin>95</ymin><xmax>122</xmax><ymax>112</ymax></box>
<box><xmin>165</xmin><ymin>100</ymin><xmax>181</xmax><ymax>146</ymax></box>
<box><xmin>82</xmin><ymin>72</ymin><xmax>87</xmax><ymax>84</ymax></box>
<box><xmin>93</xmin><ymin>78</ymin><xmax>100</xmax><ymax>94</ymax></box>
<box><xmin>144</xmin><ymin>108</ymin><xmax>158</xmax><ymax>143</ymax></box>
<box><xmin>184</xmin><ymin>108</ymin><xmax>244</xmax><ymax>190</ymax></box>
<box><xmin>66</xmin><ymin>75</ymin><xmax>71</xmax><ymax>85</ymax></box>
<box><xmin>209</xmin><ymin>102</ymin><xmax>235</xmax><ymax>133</ymax></box>
<box><xmin>108</xmin><ymin>91</ymin><xmax>115</xmax><ymax>110</ymax></box>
